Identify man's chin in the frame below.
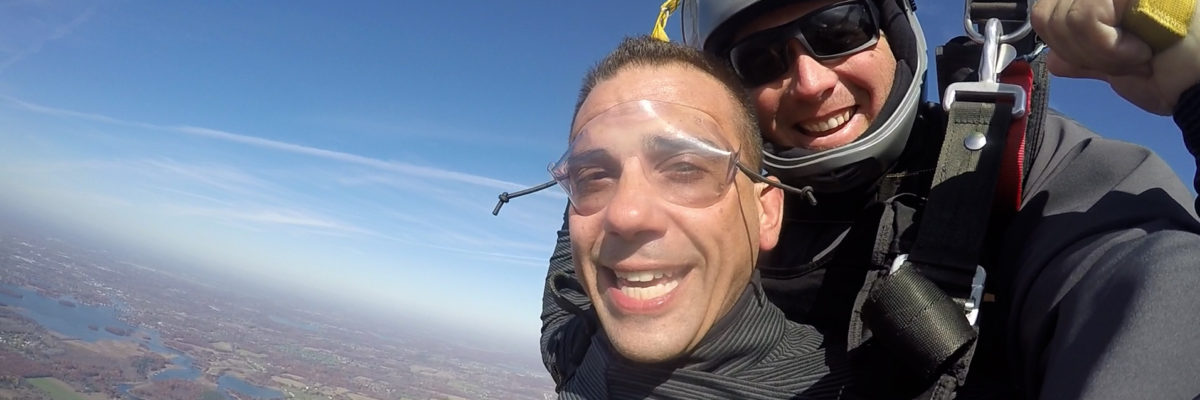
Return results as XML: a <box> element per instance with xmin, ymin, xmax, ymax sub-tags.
<box><xmin>606</xmin><ymin>332</ymin><xmax>690</xmax><ymax>364</ymax></box>
<box><xmin>595</xmin><ymin>305</ymin><xmax>700</xmax><ymax>364</ymax></box>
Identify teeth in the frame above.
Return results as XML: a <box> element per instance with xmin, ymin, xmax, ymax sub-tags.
<box><xmin>614</xmin><ymin>270</ymin><xmax>672</xmax><ymax>282</ymax></box>
<box><xmin>619</xmin><ymin>280</ymin><xmax>680</xmax><ymax>300</ymax></box>
<box><xmin>623</xmin><ymin>271</ymin><xmax>654</xmax><ymax>282</ymax></box>
<box><xmin>800</xmin><ymin>109</ymin><xmax>852</xmax><ymax>133</ymax></box>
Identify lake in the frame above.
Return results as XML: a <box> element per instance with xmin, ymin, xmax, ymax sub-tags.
<box><xmin>218</xmin><ymin>374</ymin><xmax>285</xmax><ymax>399</ymax></box>
<box><xmin>1</xmin><ymin>283</ymin><xmax>284</xmax><ymax>399</ymax></box>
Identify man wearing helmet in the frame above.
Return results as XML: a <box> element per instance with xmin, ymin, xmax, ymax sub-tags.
<box><xmin>539</xmin><ymin>0</ymin><xmax>1200</xmax><ymax>398</ymax></box>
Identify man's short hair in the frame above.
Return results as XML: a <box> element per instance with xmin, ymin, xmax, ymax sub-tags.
<box><xmin>573</xmin><ymin>36</ymin><xmax>763</xmax><ymax>169</ymax></box>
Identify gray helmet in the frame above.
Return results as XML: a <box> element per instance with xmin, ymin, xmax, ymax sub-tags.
<box><xmin>680</xmin><ymin>0</ymin><xmax>928</xmax><ymax>193</ymax></box>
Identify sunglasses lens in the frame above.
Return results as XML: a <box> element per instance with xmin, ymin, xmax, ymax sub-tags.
<box><xmin>802</xmin><ymin>3</ymin><xmax>877</xmax><ymax>56</ymax></box>
<box><xmin>730</xmin><ymin>42</ymin><xmax>790</xmax><ymax>87</ymax></box>
<box><xmin>726</xmin><ymin>1</ymin><xmax>877</xmax><ymax>86</ymax></box>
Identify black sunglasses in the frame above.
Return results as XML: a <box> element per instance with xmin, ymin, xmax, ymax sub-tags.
<box><xmin>726</xmin><ymin>0</ymin><xmax>880</xmax><ymax>87</ymax></box>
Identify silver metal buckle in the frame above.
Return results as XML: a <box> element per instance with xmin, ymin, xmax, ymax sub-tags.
<box><xmin>943</xmin><ymin>18</ymin><xmax>1027</xmax><ymax>118</ymax></box>
<box><xmin>966</xmin><ymin>265</ymin><xmax>986</xmax><ymax>326</ymax></box>
<box><xmin>890</xmin><ymin>255</ymin><xmax>988</xmax><ymax>326</ymax></box>
<box><xmin>962</xmin><ymin>0</ymin><xmax>1032</xmax><ymax>43</ymax></box>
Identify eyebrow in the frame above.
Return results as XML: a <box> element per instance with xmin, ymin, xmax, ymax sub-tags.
<box><xmin>565</xmin><ymin>133</ymin><xmax>729</xmax><ymax>166</ymax></box>
<box><xmin>567</xmin><ymin>148</ymin><xmax>614</xmax><ymax>165</ymax></box>
<box><xmin>645</xmin><ymin>134</ymin><xmax>726</xmax><ymax>155</ymax></box>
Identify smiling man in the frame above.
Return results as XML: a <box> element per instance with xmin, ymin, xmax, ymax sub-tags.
<box><xmin>550</xmin><ymin>36</ymin><xmax>851</xmax><ymax>399</ymax></box>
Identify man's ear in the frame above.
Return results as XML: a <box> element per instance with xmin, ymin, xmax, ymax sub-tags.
<box><xmin>755</xmin><ymin>177</ymin><xmax>785</xmax><ymax>252</ymax></box>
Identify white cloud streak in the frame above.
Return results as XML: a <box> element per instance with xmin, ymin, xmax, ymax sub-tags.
<box><xmin>151</xmin><ymin>186</ymin><xmax>236</xmax><ymax>207</ymax></box>
<box><xmin>0</xmin><ymin>6</ymin><xmax>95</xmax><ymax>74</ymax></box>
<box><xmin>0</xmin><ymin>96</ymin><xmax>544</xmax><ymax>193</ymax></box>
<box><xmin>140</xmin><ymin>159</ymin><xmax>276</xmax><ymax>198</ymax></box>
<box><xmin>0</xmin><ymin>158</ymin><xmax>281</xmax><ymax>205</ymax></box>
<box><xmin>167</xmin><ymin>205</ymin><xmax>371</xmax><ymax>235</ymax></box>
<box><xmin>1</xmin><ymin>96</ymin><xmax>561</xmax><ymax>268</ymax></box>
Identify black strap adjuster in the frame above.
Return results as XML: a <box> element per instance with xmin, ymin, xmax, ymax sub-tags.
<box><xmin>890</xmin><ymin>254</ymin><xmax>987</xmax><ymax>326</ymax></box>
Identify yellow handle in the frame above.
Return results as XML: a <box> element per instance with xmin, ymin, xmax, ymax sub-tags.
<box><xmin>651</xmin><ymin>0</ymin><xmax>680</xmax><ymax>42</ymax></box>
<box><xmin>1124</xmin><ymin>0</ymin><xmax>1197</xmax><ymax>51</ymax></box>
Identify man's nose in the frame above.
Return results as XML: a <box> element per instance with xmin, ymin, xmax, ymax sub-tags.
<box><xmin>784</xmin><ymin>39</ymin><xmax>837</xmax><ymax>100</ymax></box>
<box><xmin>602</xmin><ymin>166</ymin><xmax>666</xmax><ymax>241</ymax></box>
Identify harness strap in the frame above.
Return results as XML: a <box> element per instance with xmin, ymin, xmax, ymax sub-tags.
<box><xmin>910</xmin><ymin>99</ymin><xmax>1013</xmax><ymax>294</ymax></box>
<box><xmin>862</xmin><ymin>98</ymin><xmax>1011</xmax><ymax>379</ymax></box>
<box><xmin>919</xmin><ymin>98</ymin><xmax>1014</xmax><ymax>399</ymax></box>
<box><xmin>937</xmin><ymin>39</ymin><xmax>1045</xmax><ymax>219</ymax></box>
<box><xmin>994</xmin><ymin>61</ymin><xmax>1034</xmax><ymax>215</ymax></box>
<box><xmin>854</xmin><ymin>4</ymin><xmax>1043</xmax><ymax>395</ymax></box>
<box><xmin>859</xmin><ymin>65</ymin><xmax>1034</xmax><ymax>399</ymax></box>
<box><xmin>928</xmin><ymin>63</ymin><xmax>1036</xmax><ymax>400</ymax></box>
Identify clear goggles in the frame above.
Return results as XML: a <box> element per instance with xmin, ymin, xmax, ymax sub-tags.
<box><xmin>491</xmin><ymin>100</ymin><xmax>814</xmax><ymax>216</ymax></box>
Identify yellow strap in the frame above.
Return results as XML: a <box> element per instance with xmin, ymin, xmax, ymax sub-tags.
<box><xmin>1124</xmin><ymin>0</ymin><xmax>1197</xmax><ymax>52</ymax></box>
<box><xmin>651</xmin><ymin>0</ymin><xmax>680</xmax><ymax>42</ymax></box>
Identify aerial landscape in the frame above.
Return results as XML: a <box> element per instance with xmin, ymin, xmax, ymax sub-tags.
<box><xmin>0</xmin><ymin>219</ymin><xmax>555</xmax><ymax>400</ymax></box>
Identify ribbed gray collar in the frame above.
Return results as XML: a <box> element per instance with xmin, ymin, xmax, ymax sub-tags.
<box><xmin>560</xmin><ymin>278</ymin><xmax>853</xmax><ymax>399</ymax></box>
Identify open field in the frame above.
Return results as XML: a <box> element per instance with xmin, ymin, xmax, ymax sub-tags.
<box><xmin>65</xmin><ymin>339</ymin><xmax>145</xmax><ymax>360</ymax></box>
<box><xmin>27</xmin><ymin>377</ymin><xmax>87</xmax><ymax>400</ymax></box>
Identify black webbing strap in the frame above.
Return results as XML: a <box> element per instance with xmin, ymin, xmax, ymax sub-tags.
<box><xmin>859</xmin><ymin>100</ymin><xmax>1014</xmax><ymax>395</ymax></box>
<box><xmin>855</xmin><ymin>4</ymin><xmax>1037</xmax><ymax>396</ymax></box>
<box><xmin>924</xmin><ymin>100</ymin><xmax>1015</xmax><ymax>400</ymax></box>
<box><xmin>909</xmin><ymin>101</ymin><xmax>1013</xmax><ymax>298</ymax></box>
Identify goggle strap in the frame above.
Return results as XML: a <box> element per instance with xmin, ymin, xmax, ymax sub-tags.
<box><xmin>736</xmin><ymin>163</ymin><xmax>818</xmax><ymax>206</ymax></box>
<box><xmin>492</xmin><ymin>179</ymin><xmax>557</xmax><ymax>216</ymax></box>
<box><xmin>491</xmin><ymin>165</ymin><xmax>816</xmax><ymax>216</ymax></box>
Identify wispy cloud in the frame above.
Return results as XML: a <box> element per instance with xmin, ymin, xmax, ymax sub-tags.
<box><xmin>151</xmin><ymin>186</ymin><xmax>236</xmax><ymax>207</ymax></box>
<box><xmin>140</xmin><ymin>159</ymin><xmax>276</xmax><ymax>197</ymax></box>
<box><xmin>0</xmin><ymin>96</ymin><xmax>561</xmax><ymax>269</ymax></box>
<box><xmin>0</xmin><ymin>159</ymin><xmax>125</xmax><ymax>175</ymax></box>
<box><xmin>0</xmin><ymin>6</ymin><xmax>95</xmax><ymax>74</ymax></box>
<box><xmin>0</xmin><ymin>96</ymin><xmax>543</xmax><ymax>192</ymax></box>
<box><xmin>383</xmin><ymin>209</ymin><xmax>550</xmax><ymax>254</ymax></box>
<box><xmin>167</xmin><ymin>205</ymin><xmax>371</xmax><ymax>235</ymax></box>
<box><xmin>297</xmin><ymin>113</ymin><xmax>563</xmax><ymax>153</ymax></box>
<box><xmin>0</xmin><ymin>157</ymin><xmax>282</xmax><ymax>203</ymax></box>
<box><xmin>76</xmin><ymin>191</ymin><xmax>134</xmax><ymax>208</ymax></box>
<box><xmin>371</xmin><ymin>229</ymin><xmax>549</xmax><ymax>266</ymax></box>
<box><xmin>340</xmin><ymin>173</ymin><xmax>566</xmax><ymax>201</ymax></box>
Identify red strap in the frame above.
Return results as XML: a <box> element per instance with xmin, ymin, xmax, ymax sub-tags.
<box><xmin>994</xmin><ymin>61</ymin><xmax>1033</xmax><ymax>213</ymax></box>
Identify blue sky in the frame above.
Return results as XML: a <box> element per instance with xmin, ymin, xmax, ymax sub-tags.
<box><xmin>0</xmin><ymin>1</ymin><xmax>1194</xmax><ymax>348</ymax></box>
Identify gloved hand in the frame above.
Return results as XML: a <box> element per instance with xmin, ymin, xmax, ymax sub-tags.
<box><xmin>1032</xmin><ymin>0</ymin><xmax>1200</xmax><ymax>115</ymax></box>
